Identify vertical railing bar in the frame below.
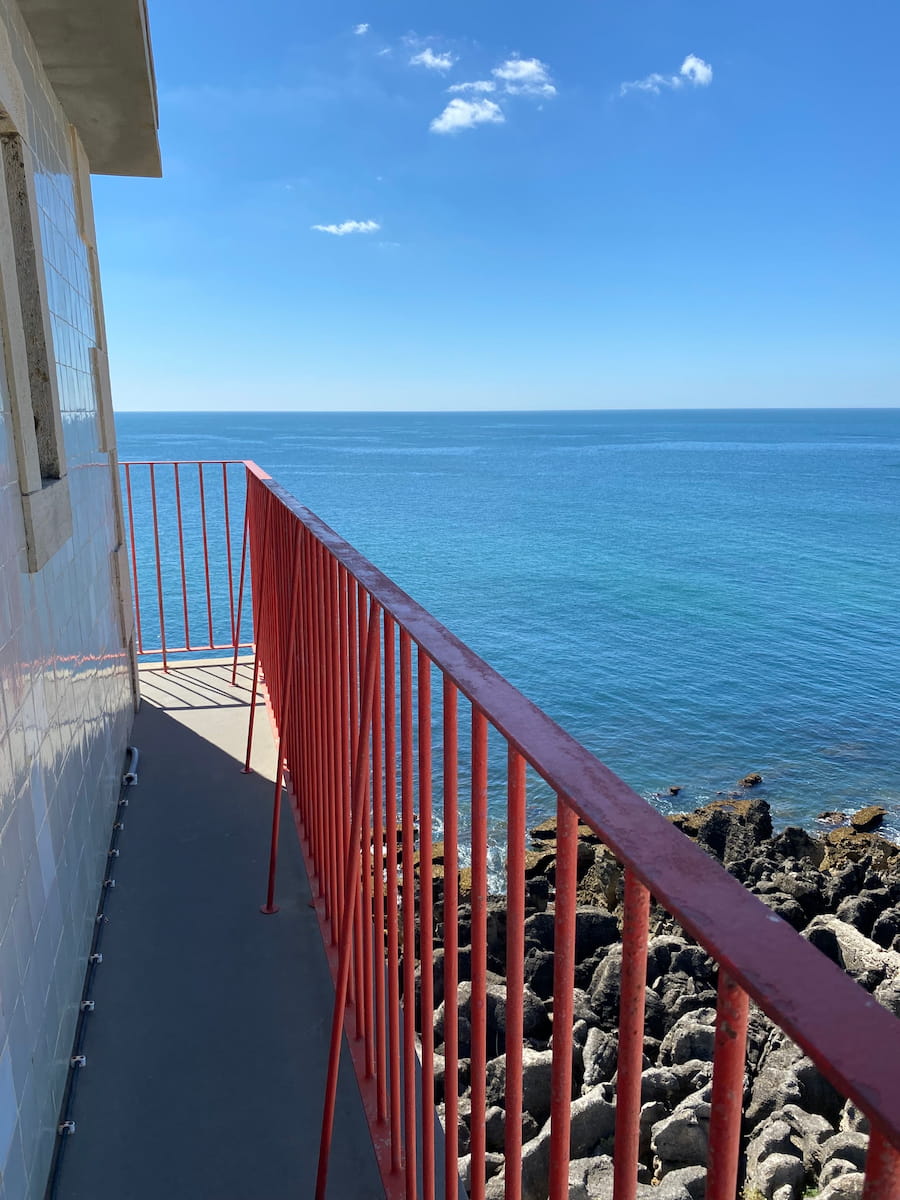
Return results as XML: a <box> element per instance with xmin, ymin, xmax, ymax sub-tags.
<box><xmin>372</xmin><ymin>622</ymin><xmax>387</xmax><ymax>1122</ymax></box>
<box><xmin>315</xmin><ymin>606</ymin><xmax>382</xmax><ymax>1200</ymax></box>
<box><xmin>297</xmin><ymin>528</ymin><xmax>314</xmax><ymax>839</ymax></box>
<box><xmin>259</xmin><ymin>523</ymin><xmax>303</xmax><ymax>914</ymax></box>
<box><xmin>148</xmin><ymin>463</ymin><xmax>167</xmax><ymax>672</ymax></box>
<box><xmin>222</xmin><ymin>462</ymin><xmax>236</xmax><ymax>647</ymax></box>
<box><xmin>442</xmin><ymin>679</ymin><xmax>460</xmax><ymax>1200</ymax></box>
<box><xmin>418</xmin><ymin>648</ymin><xmax>435</xmax><ymax>1200</ymax></box>
<box><xmin>231</xmin><ymin>480</ymin><xmax>251</xmax><ymax>686</ymax></box>
<box><xmin>504</xmin><ymin>749</ymin><xmax>526</xmax><ymax>1200</ymax></box>
<box><xmin>547</xmin><ymin>798</ymin><xmax>577</xmax><ymax>1200</ymax></box>
<box><xmin>336</xmin><ymin>565</ymin><xmax>351</xmax><ymax>944</ymax></box>
<box><xmin>360</xmin><ymin>589</ymin><xmax>375</xmax><ymax>1077</ymax></box>
<box><xmin>470</xmin><ymin>707</ymin><xmax>489</xmax><ymax>1200</ymax></box>
<box><xmin>349</xmin><ymin>583</ymin><xmax>363</xmax><ymax>1026</ymax></box>
<box><xmin>705</xmin><ymin>971</ymin><xmax>750</xmax><ymax>1200</ymax></box>
<box><xmin>198</xmin><ymin>463</ymin><xmax>214</xmax><ymax>649</ymax></box>
<box><xmin>123</xmin><ymin>463</ymin><xmax>144</xmax><ymax>655</ymax></box>
<box><xmin>613</xmin><ymin>869</ymin><xmax>651</xmax><ymax>1200</ymax></box>
<box><xmin>173</xmin><ymin>462</ymin><xmax>191</xmax><ymax>651</ymax></box>
<box><xmin>384</xmin><ymin>616</ymin><xmax>403</xmax><ymax>1175</ymax></box>
<box><xmin>313</xmin><ymin>540</ymin><xmax>328</xmax><ymax>904</ymax></box>
<box><xmin>243</xmin><ymin>484</ymin><xmax>272</xmax><ymax>774</ymax></box>
<box><xmin>326</xmin><ymin>557</ymin><xmax>342</xmax><ymax>938</ymax></box>
<box><xmin>862</xmin><ymin>1127</ymin><xmax>900</xmax><ymax>1200</ymax></box>
<box><xmin>400</xmin><ymin>628</ymin><xmax>418</xmax><ymax>1200</ymax></box>
<box><xmin>322</xmin><ymin>553</ymin><xmax>338</xmax><ymax>928</ymax></box>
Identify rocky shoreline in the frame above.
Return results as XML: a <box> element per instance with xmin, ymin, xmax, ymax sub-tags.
<box><xmin>414</xmin><ymin>790</ymin><xmax>900</xmax><ymax>1200</ymax></box>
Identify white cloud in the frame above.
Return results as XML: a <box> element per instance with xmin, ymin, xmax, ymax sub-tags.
<box><xmin>430</xmin><ymin>98</ymin><xmax>505</xmax><ymax>134</ymax></box>
<box><xmin>619</xmin><ymin>53</ymin><xmax>713</xmax><ymax>97</ymax></box>
<box><xmin>492</xmin><ymin>56</ymin><xmax>556</xmax><ymax>98</ymax></box>
<box><xmin>447</xmin><ymin>80</ymin><xmax>496</xmax><ymax>94</ymax></box>
<box><xmin>680</xmin><ymin>54</ymin><xmax>713</xmax><ymax>86</ymax></box>
<box><xmin>353</xmin><ymin>23</ymin><xmax>369</xmax><ymax>35</ymax></box>
<box><xmin>311</xmin><ymin>220</ymin><xmax>381</xmax><ymax>236</ymax></box>
<box><xmin>410</xmin><ymin>48</ymin><xmax>457</xmax><ymax>71</ymax></box>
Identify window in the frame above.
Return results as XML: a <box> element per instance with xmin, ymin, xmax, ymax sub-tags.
<box><xmin>0</xmin><ymin>108</ymin><xmax>71</xmax><ymax>572</ymax></box>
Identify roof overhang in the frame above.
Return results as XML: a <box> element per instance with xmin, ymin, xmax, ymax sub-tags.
<box><xmin>18</xmin><ymin>0</ymin><xmax>161</xmax><ymax>177</ymax></box>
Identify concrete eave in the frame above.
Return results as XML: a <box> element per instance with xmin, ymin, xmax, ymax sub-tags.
<box><xmin>18</xmin><ymin>0</ymin><xmax>161</xmax><ymax>177</ymax></box>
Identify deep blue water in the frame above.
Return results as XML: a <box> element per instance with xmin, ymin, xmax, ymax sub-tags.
<box><xmin>116</xmin><ymin>409</ymin><xmax>900</xmax><ymax>841</ymax></box>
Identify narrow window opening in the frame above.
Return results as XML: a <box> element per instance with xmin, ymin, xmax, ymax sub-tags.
<box><xmin>1</xmin><ymin>129</ymin><xmax>62</xmax><ymax>483</ymax></box>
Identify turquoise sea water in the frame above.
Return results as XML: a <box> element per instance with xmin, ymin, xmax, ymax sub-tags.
<box><xmin>116</xmin><ymin>409</ymin><xmax>900</xmax><ymax>841</ymax></box>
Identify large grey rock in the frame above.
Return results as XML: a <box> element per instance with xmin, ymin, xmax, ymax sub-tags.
<box><xmin>820</xmin><ymin>1159</ymin><xmax>861</xmax><ymax>1188</ymax></box>
<box><xmin>574</xmin><ymin>907</ymin><xmax>620</xmax><ymax>959</ymax></box>
<box><xmin>746</xmin><ymin>1119</ymin><xmax>795</xmax><ymax>1178</ymax></box>
<box><xmin>651</xmin><ymin>1092</ymin><xmax>711</xmax><ymax>1169</ymax></box>
<box><xmin>458</xmin><ymin>1151</ymin><xmax>504</xmax><ymax>1192</ymax></box>
<box><xmin>871</xmin><ymin>906</ymin><xmax>900</xmax><ymax>950</ymax></box>
<box><xmin>640</xmin><ymin>1100</ymin><xmax>668</xmax><ymax>1157</ymax></box>
<box><xmin>659</xmin><ymin>1008</ymin><xmax>717</xmax><ymax>1066</ymax></box>
<box><xmin>779</xmin><ymin>1103</ymin><xmax>835</xmax><ymax>1167</ymax></box>
<box><xmin>484</xmin><ymin>1105</ymin><xmax>505</xmax><ymax>1153</ymax></box>
<box><xmin>486</xmin><ymin>1047</ymin><xmax>555</xmax><ymax>1127</ymax></box>
<box><xmin>568</xmin><ymin>1155</ymin><xmax>616</xmax><ymax>1200</ymax></box>
<box><xmin>748</xmin><ymin>1151</ymin><xmax>805</xmax><ymax>1200</ymax></box>
<box><xmin>839</xmin><ymin>1101</ymin><xmax>870</xmax><ymax>1135</ymax></box>
<box><xmin>640</xmin><ymin>1066</ymin><xmax>686</xmax><ymax>1108</ymax></box>
<box><xmin>804</xmin><ymin>915</ymin><xmax>900</xmax><ymax>991</ymax></box>
<box><xmin>565</xmin><ymin>1154</ymin><xmax>695</xmax><ymax>1200</ymax></box>
<box><xmin>815</xmin><ymin>1131</ymin><xmax>869</xmax><ymax>1173</ymax></box>
<box><xmin>817</xmin><ymin>1173</ymin><xmax>865</xmax><ymax>1200</ymax></box>
<box><xmin>874</xmin><ymin>974</ymin><xmax>900</xmax><ymax>1018</ymax></box>
<box><xmin>523</xmin><ymin>947</ymin><xmax>555</xmax><ymax>998</ymax></box>
<box><xmin>433</xmin><ymin>976</ymin><xmax>549</xmax><ymax>1056</ymax></box>
<box><xmin>486</xmin><ymin>1085</ymin><xmax>617</xmax><ymax>1200</ymax></box>
<box><xmin>582</xmin><ymin>1027</ymin><xmax>618</xmax><ymax>1089</ymax></box>
<box><xmin>746</xmin><ymin>1037</ymin><xmax>840</xmax><ymax>1127</ymax></box>
<box><xmin>661</xmin><ymin>1165</ymin><xmax>707</xmax><ymax>1200</ymax></box>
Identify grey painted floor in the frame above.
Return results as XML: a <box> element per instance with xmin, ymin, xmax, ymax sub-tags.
<box><xmin>55</xmin><ymin>661</ymin><xmax>384</xmax><ymax>1200</ymax></box>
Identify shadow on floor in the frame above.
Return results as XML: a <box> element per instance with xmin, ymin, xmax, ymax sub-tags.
<box><xmin>56</xmin><ymin>669</ymin><xmax>384</xmax><ymax>1200</ymax></box>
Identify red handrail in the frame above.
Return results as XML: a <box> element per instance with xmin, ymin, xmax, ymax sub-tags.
<box><xmin>124</xmin><ymin>460</ymin><xmax>900</xmax><ymax>1200</ymax></box>
<box><xmin>245</xmin><ymin>467</ymin><xmax>900</xmax><ymax>1200</ymax></box>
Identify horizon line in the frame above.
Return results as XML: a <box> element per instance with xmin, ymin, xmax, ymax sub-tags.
<box><xmin>114</xmin><ymin>405</ymin><xmax>900</xmax><ymax>415</ymax></box>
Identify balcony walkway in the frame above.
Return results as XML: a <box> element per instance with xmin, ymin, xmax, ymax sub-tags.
<box><xmin>56</xmin><ymin>660</ymin><xmax>384</xmax><ymax>1200</ymax></box>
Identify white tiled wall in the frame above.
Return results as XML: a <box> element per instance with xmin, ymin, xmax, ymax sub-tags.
<box><xmin>0</xmin><ymin>2</ymin><xmax>135</xmax><ymax>1195</ymax></box>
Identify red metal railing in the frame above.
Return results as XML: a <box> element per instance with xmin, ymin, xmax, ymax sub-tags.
<box><xmin>128</xmin><ymin>461</ymin><xmax>900</xmax><ymax>1200</ymax></box>
<box><xmin>121</xmin><ymin>461</ymin><xmax>253</xmax><ymax>670</ymax></box>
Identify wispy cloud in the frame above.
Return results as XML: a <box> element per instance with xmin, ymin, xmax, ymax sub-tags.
<box><xmin>430</xmin><ymin>98</ymin><xmax>505</xmax><ymax>134</ymax></box>
<box><xmin>311</xmin><ymin>220</ymin><xmax>381</xmax><ymax>236</ymax></box>
<box><xmin>447</xmin><ymin>80</ymin><xmax>496</xmax><ymax>94</ymax></box>
<box><xmin>619</xmin><ymin>53</ymin><xmax>713</xmax><ymax>97</ymax></box>
<box><xmin>353</xmin><ymin>23</ymin><xmax>369</xmax><ymax>35</ymax></box>
<box><xmin>410</xmin><ymin>47</ymin><xmax>457</xmax><ymax>71</ymax></box>
<box><xmin>492</xmin><ymin>56</ymin><xmax>556</xmax><ymax>98</ymax></box>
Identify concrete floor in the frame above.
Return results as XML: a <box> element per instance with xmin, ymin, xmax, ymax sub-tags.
<box><xmin>55</xmin><ymin>660</ymin><xmax>384</xmax><ymax>1200</ymax></box>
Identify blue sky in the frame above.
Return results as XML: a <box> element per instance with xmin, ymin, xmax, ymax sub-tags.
<box><xmin>95</xmin><ymin>0</ymin><xmax>900</xmax><ymax>411</ymax></box>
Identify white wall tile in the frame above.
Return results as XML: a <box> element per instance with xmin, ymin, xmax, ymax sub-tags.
<box><xmin>0</xmin><ymin>0</ymin><xmax>136</xmax><ymax>1193</ymax></box>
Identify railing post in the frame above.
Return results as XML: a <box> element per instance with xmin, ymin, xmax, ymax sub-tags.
<box><xmin>243</xmin><ymin>482</ymin><xmax>272</xmax><ymax>773</ymax></box>
<box><xmin>706</xmin><ymin>971</ymin><xmax>750</xmax><ymax>1200</ymax></box>
<box><xmin>613</xmin><ymin>869</ymin><xmax>651</xmax><ymax>1200</ymax></box>
<box><xmin>315</xmin><ymin>605</ymin><xmax>382</xmax><ymax>1200</ymax></box>
<box><xmin>148</xmin><ymin>463</ymin><xmax>167</xmax><ymax>672</ymax></box>
<box><xmin>547</xmin><ymin>799</ymin><xmax>577</xmax><ymax>1200</ymax></box>
<box><xmin>862</xmin><ymin>1126</ymin><xmax>900</xmax><ymax>1200</ymax></box>
<box><xmin>260</xmin><ymin>523</ymin><xmax>303</xmax><ymax>915</ymax></box>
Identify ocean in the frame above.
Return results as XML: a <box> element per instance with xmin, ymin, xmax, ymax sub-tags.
<box><xmin>116</xmin><ymin>409</ymin><xmax>900</xmax><ymax>842</ymax></box>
